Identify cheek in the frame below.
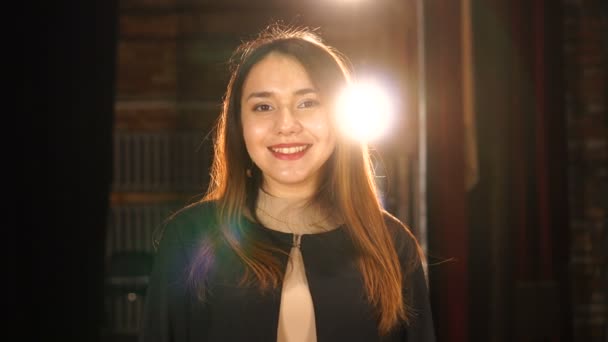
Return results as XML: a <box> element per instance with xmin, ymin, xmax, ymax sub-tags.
<box><xmin>242</xmin><ymin>118</ymin><xmax>270</xmax><ymax>152</ymax></box>
<box><xmin>320</xmin><ymin>116</ymin><xmax>338</xmax><ymax>153</ymax></box>
<box><xmin>309</xmin><ymin>115</ymin><xmax>335</xmax><ymax>144</ymax></box>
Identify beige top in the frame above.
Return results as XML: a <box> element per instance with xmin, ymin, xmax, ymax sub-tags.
<box><xmin>254</xmin><ymin>189</ymin><xmax>341</xmax><ymax>342</ymax></box>
<box><xmin>276</xmin><ymin>234</ymin><xmax>317</xmax><ymax>342</ymax></box>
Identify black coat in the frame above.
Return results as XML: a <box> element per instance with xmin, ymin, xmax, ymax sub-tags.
<box><xmin>139</xmin><ymin>202</ymin><xmax>436</xmax><ymax>342</ymax></box>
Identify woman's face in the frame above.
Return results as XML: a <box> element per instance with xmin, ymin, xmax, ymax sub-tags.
<box><xmin>241</xmin><ymin>52</ymin><xmax>336</xmax><ymax>198</ymax></box>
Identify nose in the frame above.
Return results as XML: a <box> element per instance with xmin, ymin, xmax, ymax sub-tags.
<box><xmin>275</xmin><ymin>107</ymin><xmax>302</xmax><ymax>135</ymax></box>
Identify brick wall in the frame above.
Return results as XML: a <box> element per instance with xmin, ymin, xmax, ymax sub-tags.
<box><xmin>562</xmin><ymin>0</ymin><xmax>608</xmax><ymax>340</ymax></box>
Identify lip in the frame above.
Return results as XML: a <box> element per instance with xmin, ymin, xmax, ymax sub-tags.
<box><xmin>267</xmin><ymin>143</ymin><xmax>311</xmax><ymax>160</ymax></box>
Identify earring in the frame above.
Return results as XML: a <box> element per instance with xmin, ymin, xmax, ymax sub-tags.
<box><xmin>246</xmin><ymin>160</ymin><xmax>255</xmax><ymax>178</ymax></box>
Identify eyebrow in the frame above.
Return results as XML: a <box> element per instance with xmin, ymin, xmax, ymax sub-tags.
<box><xmin>245</xmin><ymin>88</ymin><xmax>318</xmax><ymax>100</ymax></box>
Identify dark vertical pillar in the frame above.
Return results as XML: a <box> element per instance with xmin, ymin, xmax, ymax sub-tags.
<box><xmin>468</xmin><ymin>0</ymin><xmax>513</xmax><ymax>340</ymax></box>
<box><xmin>509</xmin><ymin>1</ymin><xmax>568</xmax><ymax>340</ymax></box>
<box><xmin>535</xmin><ymin>0</ymin><xmax>571</xmax><ymax>340</ymax></box>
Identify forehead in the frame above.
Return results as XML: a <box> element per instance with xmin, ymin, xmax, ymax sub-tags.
<box><xmin>242</xmin><ymin>52</ymin><xmax>315</xmax><ymax>92</ymax></box>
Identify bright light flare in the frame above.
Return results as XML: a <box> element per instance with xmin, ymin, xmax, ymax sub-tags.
<box><xmin>335</xmin><ymin>81</ymin><xmax>394</xmax><ymax>142</ymax></box>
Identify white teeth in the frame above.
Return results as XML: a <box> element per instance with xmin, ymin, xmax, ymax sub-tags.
<box><xmin>270</xmin><ymin>145</ymin><xmax>308</xmax><ymax>154</ymax></box>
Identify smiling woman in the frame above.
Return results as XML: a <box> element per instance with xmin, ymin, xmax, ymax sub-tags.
<box><xmin>139</xmin><ymin>24</ymin><xmax>436</xmax><ymax>342</ymax></box>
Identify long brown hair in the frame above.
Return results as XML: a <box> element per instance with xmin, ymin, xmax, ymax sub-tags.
<box><xmin>191</xmin><ymin>24</ymin><xmax>418</xmax><ymax>334</ymax></box>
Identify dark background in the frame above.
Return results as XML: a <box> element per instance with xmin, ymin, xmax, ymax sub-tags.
<box><xmin>20</xmin><ymin>1</ymin><xmax>117</xmax><ymax>341</ymax></box>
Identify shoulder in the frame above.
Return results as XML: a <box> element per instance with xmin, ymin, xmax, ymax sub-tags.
<box><xmin>155</xmin><ymin>200</ymin><xmax>219</xmax><ymax>249</ymax></box>
<box><xmin>166</xmin><ymin>200</ymin><xmax>218</xmax><ymax>228</ymax></box>
<box><xmin>381</xmin><ymin>210</ymin><xmax>415</xmax><ymax>248</ymax></box>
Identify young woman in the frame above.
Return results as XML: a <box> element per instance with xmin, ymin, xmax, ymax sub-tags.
<box><xmin>140</xmin><ymin>25</ymin><xmax>436</xmax><ymax>342</ymax></box>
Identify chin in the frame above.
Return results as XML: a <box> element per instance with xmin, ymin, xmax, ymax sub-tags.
<box><xmin>268</xmin><ymin>172</ymin><xmax>318</xmax><ymax>187</ymax></box>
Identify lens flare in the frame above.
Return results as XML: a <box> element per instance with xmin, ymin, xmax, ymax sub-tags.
<box><xmin>335</xmin><ymin>81</ymin><xmax>394</xmax><ymax>142</ymax></box>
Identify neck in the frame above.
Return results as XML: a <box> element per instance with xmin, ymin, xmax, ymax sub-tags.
<box><xmin>255</xmin><ymin>188</ymin><xmax>338</xmax><ymax>234</ymax></box>
<box><xmin>260</xmin><ymin>176</ymin><xmax>318</xmax><ymax>201</ymax></box>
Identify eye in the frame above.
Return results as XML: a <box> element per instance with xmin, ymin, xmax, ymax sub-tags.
<box><xmin>297</xmin><ymin>99</ymin><xmax>320</xmax><ymax>109</ymax></box>
<box><xmin>253</xmin><ymin>103</ymin><xmax>273</xmax><ymax>112</ymax></box>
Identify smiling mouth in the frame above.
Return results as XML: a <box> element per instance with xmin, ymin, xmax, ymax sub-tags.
<box><xmin>268</xmin><ymin>144</ymin><xmax>311</xmax><ymax>154</ymax></box>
